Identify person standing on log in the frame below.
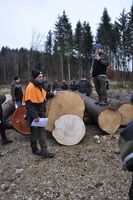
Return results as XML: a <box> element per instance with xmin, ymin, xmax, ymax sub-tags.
<box><xmin>92</xmin><ymin>44</ymin><xmax>109</xmax><ymax>106</ymax></box>
<box><xmin>10</xmin><ymin>76</ymin><xmax>23</xmax><ymax>109</ymax></box>
<box><xmin>22</xmin><ymin>69</ymin><xmax>55</xmax><ymax>158</ymax></box>
<box><xmin>0</xmin><ymin>94</ymin><xmax>12</xmax><ymax>145</ymax></box>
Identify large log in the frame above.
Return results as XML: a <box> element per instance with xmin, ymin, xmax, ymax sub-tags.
<box><xmin>80</xmin><ymin>94</ymin><xmax>121</xmax><ymax>134</ymax></box>
<box><xmin>2</xmin><ymin>99</ymin><xmax>15</xmax><ymax>120</ymax></box>
<box><xmin>46</xmin><ymin>91</ymin><xmax>85</xmax><ymax>132</ymax></box>
<box><xmin>118</xmin><ymin>103</ymin><xmax>133</xmax><ymax>126</ymax></box>
<box><xmin>52</xmin><ymin>114</ymin><xmax>85</xmax><ymax>146</ymax></box>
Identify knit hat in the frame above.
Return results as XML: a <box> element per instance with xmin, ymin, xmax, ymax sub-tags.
<box><xmin>32</xmin><ymin>69</ymin><xmax>42</xmax><ymax>79</ymax></box>
<box><xmin>95</xmin><ymin>43</ymin><xmax>103</xmax><ymax>49</ymax></box>
<box><xmin>14</xmin><ymin>76</ymin><xmax>19</xmax><ymax>81</ymax></box>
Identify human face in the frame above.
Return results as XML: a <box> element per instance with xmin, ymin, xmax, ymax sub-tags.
<box><xmin>16</xmin><ymin>77</ymin><xmax>20</xmax><ymax>83</ymax></box>
<box><xmin>96</xmin><ymin>47</ymin><xmax>102</xmax><ymax>53</ymax></box>
<box><xmin>35</xmin><ymin>74</ymin><xmax>43</xmax><ymax>83</ymax></box>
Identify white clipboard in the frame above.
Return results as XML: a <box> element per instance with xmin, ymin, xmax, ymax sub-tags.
<box><xmin>31</xmin><ymin>118</ymin><xmax>48</xmax><ymax>127</ymax></box>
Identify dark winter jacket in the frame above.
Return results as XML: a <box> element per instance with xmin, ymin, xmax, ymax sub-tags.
<box><xmin>11</xmin><ymin>82</ymin><xmax>23</xmax><ymax>101</ymax></box>
<box><xmin>92</xmin><ymin>52</ymin><xmax>109</xmax><ymax>78</ymax></box>
<box><xmin>118</xmin><ymin>120</ymin><xmax>133</xmax><ymax>171</ymax></box>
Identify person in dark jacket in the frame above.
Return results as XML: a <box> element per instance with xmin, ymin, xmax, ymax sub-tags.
<box><xmin>52</xmin><ymin>78</ymin><xmax>61</xmax><ymax>91</ymax></box>
<box><xmin>92</xmin><ymin>44</ymin><xmax>109</xmax><ymax>106</ymax></box>
<box><xmin>23</xmin><ymin>69</ymin><xmax>55</xmax><ymax>158</ymax></box>
<box><xmin>118</xmin><ymin>120</ymin><xmax>133</xmax><ymax>200</ymax></box>
<box><xmin>78</xmin><ymin>74</ymin><xmax>92</xmax><ymax>96</ymax></box>
<box><xmin>61</xmin><ymin>79</ymin><xmax>68</xmax><ymax>90</ymax></box>
<box><xmin>0</xmin><ymin>94</ymin><xmax>12</xmax><ymax>145</ymax></box>
<box><xmin>10</xmin><ymin>76</ymin><xmax>23</xmax><ymax>108</ymax></box>
<box><xmin>69</xmin><ymin>79</ymin><xmax>78</xmax><ymax>91</ymax></box>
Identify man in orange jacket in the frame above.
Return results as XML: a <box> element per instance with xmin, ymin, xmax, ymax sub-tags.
<box><xmin>23</xmin><ymin>69</ymin><xmax>55</xmax><ymax>158</ymax></box>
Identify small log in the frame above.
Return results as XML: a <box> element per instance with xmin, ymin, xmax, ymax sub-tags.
<box><xmin>80</xmin><ymin>94</ymin><xmax>121</xmax><ymax>134</ymax></box>
<box><xmin>118</xmin><ymin>103</ymin><xmax>133</xmax><ymax>126</ymax></box>
<box><xmin>46</xmin><ymin>91</ymin><xmax>85</xmax><ymax>132</ymax></box>
<box><xmin>52</xmin><ymin>114</ymin><xmax>85</xmax><ymax>146</ymax></box>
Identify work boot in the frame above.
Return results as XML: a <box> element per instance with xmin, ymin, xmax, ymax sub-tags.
<box><xmin>2</xmin><ymin>139</ymin><xmax>12</xmax><ymax>145</ymax></box>
<box><xmin>99</xmin><ymin>101</ymin><xmax>109</xmax><ymax>106</ymax></box>
<box><xmin>31</xmin><ymin>143</ymin><xmax>39</xmax><ymax>155</ymax></box>
<box><xmin>38</xmin><ymin>148</ymin><xmax>55</xmax><ymax>158</ymax></box>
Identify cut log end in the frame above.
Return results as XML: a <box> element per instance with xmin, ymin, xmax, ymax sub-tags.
<box><xmin>118</xmin><ymin>103</ymin><xmax>133</xmax><ymax>126</ymax></box>
<box><xmin>46</xmin><ymin>91</ymin><xmax>85</xmax><ymax>132</ymax></box>
<box><xmin>11</xmin><ymin>105</ymin><xmax>31</xmax><ymax>135</ymax></box>
<box><xmin>98</xmin><ymin>109</ymin><xmax>121</xmax><ymax>134</ymax></box>
<box><xmin>52</xmin><ymin>114</ymin><xmax>86</xmax><ymax>146</ymax></box>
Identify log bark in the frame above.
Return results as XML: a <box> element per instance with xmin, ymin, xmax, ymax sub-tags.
<box><xmin>2</xmin><ymin>99</ymin><xmax>15</xmax><ymax>120</ymax></box>
<box><xmin>46</xmin><ymin>91</ymin><xmax>85</xmax><ymax>132</ymax></box>
<box><xmin>80</xmin><ymin>94</ymin><xmax>121</xmax><ymax>134</ymax></box>
<box><xmin>0</xmin><ymin>94</ymin><xmax>6</xmax><ymax>104</ymax></box>
<box><xmin>118</xmin><ymin>103</ymin><xmax>133</xmax><ymax>126</ymax></box>
<box><xmin>52</xmin><ymin>114</ymin><xmax>85</xmax><ymax>146</ymax></box>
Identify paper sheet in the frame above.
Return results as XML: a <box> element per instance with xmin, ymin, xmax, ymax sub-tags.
<box><xmin>31</xmin><ymin>118</ymin><xmax>48</xmax><ymax>127</ymax></box>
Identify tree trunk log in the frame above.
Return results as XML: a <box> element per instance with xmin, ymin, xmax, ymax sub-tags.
<box><xmin>118</xmin><ymin>103</ymin><xmax>133</xmax><ymax>126</ymax></box>
<box><xmin>46</xmin><ymin>91</ymin><xmax>85</xmax><ymax>132</ymax></box>
<box><xmin>80</xmin><ymin>94</ymin><xmax>121</xmax><ymax>134</ymax></box>
<box><xmin>52</xmin><ymin>114</ymin><xmax>85</xmax><ymax>146</ymax></box>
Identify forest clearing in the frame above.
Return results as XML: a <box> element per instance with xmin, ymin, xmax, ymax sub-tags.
<box><xmin>0</xmin><ymin>86</ymin><xmax>133</xmax><ymax>200</ymax></box>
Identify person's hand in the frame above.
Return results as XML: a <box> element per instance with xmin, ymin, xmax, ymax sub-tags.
<box><xmin>53</xmin><ymin>90</ymin><xmax>57</xmax><ymax>96</ymax></box>
<box><xmin>96</xmin><ymin>54</ymin><xmax>101</xmax><ymax>61</ymax></box>
<box><xmin>33</xmin><ymin>117</ymin><xmax>39</xmax><ymax>122</ymax></box>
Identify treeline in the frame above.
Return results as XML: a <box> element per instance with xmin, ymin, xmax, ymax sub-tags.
<box><xmin>0</xmin><ymin>5</ymin><xmax>133</xmax><ymax>84</ymax></box>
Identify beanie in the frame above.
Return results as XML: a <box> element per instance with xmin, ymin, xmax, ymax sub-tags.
<box><xmin>14</xmin><ymin>76</ymin><xmax>19</xmax><ymax>81</ymax></box>
<box><xmin>32</xmin><ymin>69</ymin><xmax>42</xmax><ymax>79</ymax></box>
<box><xmin>95</xmin><ymin>43</ymin><xmax>103</xmax><ymax>49</ymax></box>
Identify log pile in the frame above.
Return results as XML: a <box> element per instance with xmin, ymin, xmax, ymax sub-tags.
<box><xmin>2</xmin><ymin>89</ymin><xmax>133</xmax><ymax>145</ymax></box>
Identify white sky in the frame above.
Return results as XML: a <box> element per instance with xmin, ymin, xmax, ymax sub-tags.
<box><xmin>0</xmin><ymin>0</ymin><xmax>132</xmax><ymax>50</ymax></box>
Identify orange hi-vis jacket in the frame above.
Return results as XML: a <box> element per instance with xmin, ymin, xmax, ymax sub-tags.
<box><xmin>23</xmin><ymin>82</ymin><xmax>46</xmax><ymax>103</ymax></box>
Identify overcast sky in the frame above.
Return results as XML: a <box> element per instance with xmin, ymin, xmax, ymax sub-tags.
<box><xmin>0</xmin><ymin>0</ymin><xmax>132</xmax><ymax>50</ymax></box>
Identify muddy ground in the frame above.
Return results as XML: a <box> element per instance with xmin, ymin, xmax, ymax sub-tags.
<box><xmin>0</xmin><ymin>89</ymin><xmax>133</xmax><ymax>200</ymax></box>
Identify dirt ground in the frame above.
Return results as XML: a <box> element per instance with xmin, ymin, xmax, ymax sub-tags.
<box><xmin>0</xmin><ymin>89</ymin><xmax>133</xmax><ymax>200</ymax></box>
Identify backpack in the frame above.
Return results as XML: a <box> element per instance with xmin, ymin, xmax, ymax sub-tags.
<box><xmin>118</xmin><ymin>120</ymin><xmax>133</xmax><ymax>171</ymax></box>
